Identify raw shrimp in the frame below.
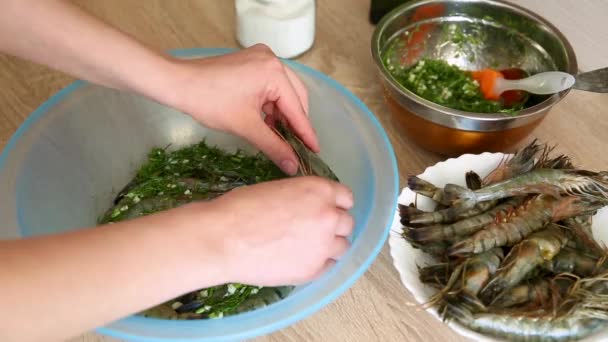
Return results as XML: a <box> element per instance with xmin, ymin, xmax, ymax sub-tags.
<box><xmin>453</xmin><ymin>308</ymin><xmax>604</xmax><ymax>342</ymax></box>
<box><xmin>543</xmin><ymin>248</ymin><xmax>608</xmax><ymax>277</ymax></box>
<box><xmin>429</xmin><ymin>248</ymin><xmax>503</xmax><ymax>314</ymax></box>
<box><xmin>403</xmin><ymin>176</ymin><xmax>500</xmax><ymax>226</ymax></box>
<box><xmin>407</xmin><ymin>162</ymin><xmax>481</xmax><ymax>202</ymax></box>
<box><xmin>447</xmin><ymin>195</ymin><xmax>603</xmax><ymax>256</ymax></box>
<box><xmin>490</xmin><ymin>277</ymin><xmax>574</xmax><ymax>309</ymax></box>
<box><xmin>445</xmin><ymin>272</ymin><xmax>608</xmax><ymax>341</ymax></box>
<box><xmin>407</xmin><ymin>175</ymin><xmax>445</xmax><ymax>202</ymax></box>
<box><xmin>407</xmin><ymin>239</ymin><xmax>450</xmax><ymax>257</ymax></box>
<box><xmin>563</xmin><ymin>215</ymin><xmax>606</xmax><ymax>257</ymax></box>
<box><xmin>402</xmin><ymin>199</ymin><xmax>499</xmax><ymax>226</ymax></box>
<box><xmin>274</xmin><ymin>120</ymin><xmax>339</xmax><ymax>181</ymax></box>
<box><xmin>480</xmin><ymin>226</ymin><xmax>570</xmax><ymax>304</ymax></box>
<box><xmin>403</xmin><ymin>168</ymin><xmax>521</xmax><ymax>227</ymax></box>
<box><xmin>443</xmin><ymin>169</ymin><xmax>608</xmax><ymax>210</ymax></box>
<box><xmin>405</xmin><ymin>197</ymin><xmax>524</xmax><ymax>243</ymax></box>
<box><xmin>419</xmin><ymin>262</ymin><xmax>456</xmax><ymax>287</ymax></box>
<box><xmin>483</xmin><ymin>139</ymin><xmax>542</xmax><ymax>185</ymax></box>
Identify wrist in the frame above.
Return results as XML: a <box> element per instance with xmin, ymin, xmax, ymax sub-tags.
<box><xmin>138</xmin><ymin>54</ymin><xmax>192</xmax><ymax>112</ymax></box>
<box><xmin>168</xmin><ymin>201</ymin><xmax>233</xmax><ymax>287</ymax></box>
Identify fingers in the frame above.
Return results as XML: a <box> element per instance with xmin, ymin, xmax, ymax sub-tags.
<box><xmin>310</xmin><ymin>237</ymin><xmax>350</xmax><ymax>280</ymax></box>
<box><xmin>331</xmin><ymin>182</ymin><xmax>354</xmax><ymax>210</ymax></box>
<box><xmin>330</xmin><ymin>236</ymin><xmax>351</xmax><ymax>260</ymax></box>
<box><xmin>311</xmin><ymin>259</ymin><xmax>337</xmax><ymax>280</ymax></box>
<box><xmin>272</xmin><ymin>73</ymin><xmax>320</xmax><ymax>153</ymax></box>
<box><xmin>335</xmin><ymin>209</ymin><xmax>355</xmax><ymax>237</ymax></box>
<box><xmin>283</xmin><ymin>64</ymin><xmax>309</xmax><ymax>117</ymax></box>
<box><xmin>242</xmin><ymin>118</ymin><xmax>299</xmax><ymax>175</ymax></box>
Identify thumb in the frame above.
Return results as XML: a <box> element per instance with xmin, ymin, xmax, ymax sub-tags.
<box><xmin>242</xmin><ymin>118</ymin><xmax>300</xmax><ymax>175</ymax></box>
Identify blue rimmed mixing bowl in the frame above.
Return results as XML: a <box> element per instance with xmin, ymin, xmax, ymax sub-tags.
<box><xmin>0</xmin><ymin>48</ymin><xmax>398</xmax><ymax>341</ymax></box>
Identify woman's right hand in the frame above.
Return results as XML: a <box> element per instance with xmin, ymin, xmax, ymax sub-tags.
<box><xmin>157</xmin><ymin>44</ymin><xmax>316</xmax><ymax>176</ymax></box>
<box><xmin>180</xmin><ymin>176</ymin><xmax>354</xmax><ymax>287</ymax></box>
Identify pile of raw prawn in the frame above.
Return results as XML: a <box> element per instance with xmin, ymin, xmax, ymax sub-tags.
<box><xmin>400</xmin><ymin>140</ymin><xmax>608</xmax><ymax>341</ymax></box>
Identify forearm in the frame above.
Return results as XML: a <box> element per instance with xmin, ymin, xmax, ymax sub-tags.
<box><xmin>0</xmin><ymin>0</ymin><xmax>174</xmax><ymax>101</ymax></box>
<box><xmin>0</xmin><ymin>205</ymin><xmax>224</xmax><ymax>342</ymax></box>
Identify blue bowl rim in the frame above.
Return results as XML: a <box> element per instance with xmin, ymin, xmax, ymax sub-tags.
<box><xmin>0</xmin><ymin>48</ymin><xmax>399</xmax><ymax>341</ymax></box>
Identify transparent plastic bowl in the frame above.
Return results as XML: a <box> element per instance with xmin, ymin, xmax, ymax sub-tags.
<box><xmin>0</xmin><ymin>48</ymin><xmax>399</xmax><ymax>341</ymax></box>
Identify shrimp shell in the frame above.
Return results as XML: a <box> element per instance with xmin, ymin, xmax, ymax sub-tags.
<box><xmin>481</xmin><ymin>226</ymin><xmax>570</xmax><ymax>304</ymax></box>
<box><xmin>443</xmin><ymin>169</ymin><xmax>608</xmax><ymax>210</ymax></box>
<box><xmin>406</xmin><ymin>170</ymin><xmax>483</xmax><ymax>205</ymax></box>
<box><xmin>563</xmin><ymin>215</ymin><xmax>606</xmax><ymax>257</ymax></box>
<box><xmin>483</xmin><ymin>139</ymin><xmax>542</xmax><ymax>185</ymax></box>
<box><xmin>418</xmin><ymin>262</ymin><xmax>456</xmax><ymax>287</ymax></box>
<box><xmin>403</xmin><ymin>167</ymin><xmax>525</xmax><ymax>227</ymax></box>
<box><xmin>405</xmin><ymin>197</ymin><xmax>524</xmax><ymax>243</ymax></box>
<box><xmin>407</xmin><ymin>175</ymin><xmax>445</xmax><ymax>202</ymax></box>
<box><xmin>447</xmin><ymin>273</ymin><xmax>608</xmax><ymax>341</ymax></box>
<box><xmin>461</xmin><ymin>312</ymin><xmax>603</xmax><ymax>342</ymax></box>
<box><xmin>489</xmin><ymin>278</ymin><xmax>575</xmax><ymax>309</ymax></box>
<box><xmin>404</xmin><ymin>174</ymin><xmax>499</xmax><ymax>226</ymax></box>
<box><xmin>429</xmin><ymin>248</ymin><xmax>504</xmax><ymax>315</ymax></box>
<box><xmin>447</xmin><ymin>195</ymin><xmax>601</xmax><ymax>257</ymax></box>
<box><xmin>274</xmin><ymin>120</ymin><xmax>339</xmax><ymax>181</ymax></box>
<box><xmin>403</xmin><ymin>200</ymin><xmax>499</xmax><ymax>226</ymax></box>
<box><xmin>543</xmin><ymin>247</ymin><xmax>608</xmax><ymax>278</ymax></box>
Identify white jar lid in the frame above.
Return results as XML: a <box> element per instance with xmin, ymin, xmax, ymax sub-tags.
<box><xmin>235</xmin><ymin>0</ymin><xmax>316</xmax><ymax>59</ymax></box>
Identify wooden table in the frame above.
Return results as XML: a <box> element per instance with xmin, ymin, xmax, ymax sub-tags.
<box><xmin>1</xmin><ymin>1</ymin><xmax>606</xmax><ymax>341</ymax></box>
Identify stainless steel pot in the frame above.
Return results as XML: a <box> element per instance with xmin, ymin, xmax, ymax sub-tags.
<box><xmin>371</xmin><ymin>0</ymin><xmax>578</xmax><ymax>155</ymax></box>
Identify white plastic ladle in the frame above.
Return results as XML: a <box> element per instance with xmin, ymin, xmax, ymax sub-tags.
<box><xmin>493</xmin><ymin>71</ymin><xmax>576</xmax><ymax>95</ymax></box>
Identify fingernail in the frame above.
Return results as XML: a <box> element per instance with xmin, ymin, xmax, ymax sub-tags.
<box><xmin>281</xmin><ymin>160</ymin><xmax>298</xmax><ymax>175</ymax></box>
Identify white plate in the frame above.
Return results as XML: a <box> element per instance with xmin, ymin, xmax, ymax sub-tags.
<box><xmin>388</xmin><ymin>152</ymin><xmax>608</xmax><ymax>342</ymax></box>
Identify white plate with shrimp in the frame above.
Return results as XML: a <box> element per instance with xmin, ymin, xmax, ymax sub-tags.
<box><xmin>388</xmin><ymin>152</ymin><xmax>608</xmax><ymax>342</ymax></box>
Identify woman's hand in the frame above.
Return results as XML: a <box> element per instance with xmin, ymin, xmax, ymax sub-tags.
<box><xmin>180</xmin><ymin>176</ymin><xmax>354</xmax><ymax>286</ymax></box>
<box><xmin>159</xmin><ymin>45</ymin><xmax>318</xmax><ymax>176</ymax></box>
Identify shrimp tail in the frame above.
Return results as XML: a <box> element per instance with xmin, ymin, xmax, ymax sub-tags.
<box><xmin>408</xmin><ymin>176</ymin><xmax>444</xmax><ymax>202</ymax></box>
<box><xmin>447</xmin><ymin>240</ymin><xmax>474</xmax><ymax>257</ymax></box>
<box><xmin>466</xmin><ymin>171</ymin><xmax>483</xmax><ymax>190</ymax></box>
<box><xmin>439</xmin><ymin>295</ymin><xmax>486</xmax><ymax>325</ymax></box>
<box><xmin>440</xmin><ymin>298</ymin><xmax>476</xmax><ymax>324</ymax></box>
<box><xmin>540</xmin><ymin>154</ymin><xmax>575</xmax><ymax>170</ymax></box>
<box><xmin>455</xmin><ymin>291</ymin><xmax>488</xmax><ymax>313</ymax></box>
<box><xmin>564</xmin><ymin>216</ymin><xmax>606</xmax><ymax>257</ymax></box>
<box><xmin>405</xmin><ymin>224</ymin><xmax>449</xmax><ymax>243</ymax></box>
<box><xmin>399</xmin><ymin>203</ymin><xmax>425</xmax><ymax>226</ymax></box>
<box><xmin>483</xmin><ymin>139</ymin><xmax>542</xmax><ymax>185</ymax></box>
<box><xmin>404</xmin><ymin>226</ymin><xmax>428</xmax><ymax>242</ymax></box>
<box><xmin>418</xmin><ymin>262</ymin><xmax>454</xmax><ymax>286</ymax></box>
<box><xmin>402</xmin><ymin>230</ymin><xmax>450</xmax><ymax>257</ymax></box>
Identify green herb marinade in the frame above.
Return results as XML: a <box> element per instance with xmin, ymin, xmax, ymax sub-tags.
<box><xmin>386</xmin><ymin>57</ymin><xmax>522</xmax><ymax>114</ymax></box>
<box><xmin>98</xmin><ymin>140</ymin><xmax>293</xmax><ymax>319</ymax></box>
<box><xmin>382</xmin><ymin>24</ymin><xmax>526</xmax><ymax>115</ymax></box>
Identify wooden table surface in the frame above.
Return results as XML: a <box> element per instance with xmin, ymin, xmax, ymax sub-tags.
<box><xmin>1</xmin><ymin>1</ymin><xmax>607</xmax><ymax>341</ymax></box>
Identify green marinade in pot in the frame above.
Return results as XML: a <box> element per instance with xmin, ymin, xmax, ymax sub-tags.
<box><xmin>386</xmin><ymin>58</ymin><xmax>524</xmax><ymax>114</ymax></box>
<box><xmin>98</xmin><ymin>141</ymin><xmax>295</xmax><ymax>320</ymax></box>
